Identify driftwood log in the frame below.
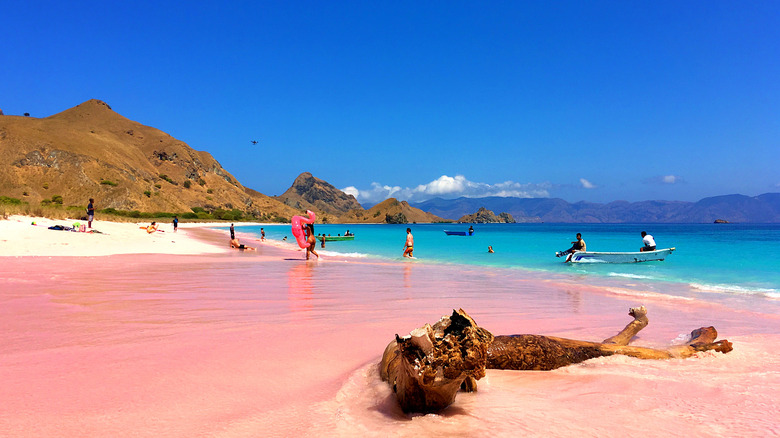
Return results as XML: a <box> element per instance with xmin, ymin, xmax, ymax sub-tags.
<box><xmin>379</xmin><ymin>307</ymin><xmax>733</xmax><ymax>413</ymax></box>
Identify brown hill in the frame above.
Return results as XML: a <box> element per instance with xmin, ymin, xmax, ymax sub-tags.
<box><xmin>0</xmin><ymin>99</ymin><xmax>299</xmax><ymax>219</ymax></box>
<box><xmin>275</xmin><ymin>172</ymin><xmax>363</xmax><ymax>221</ymax></box>
<box><xmin>340</xmin><ymin>198</ymin><xmax>446</xmax><ymax>223</ymax></box>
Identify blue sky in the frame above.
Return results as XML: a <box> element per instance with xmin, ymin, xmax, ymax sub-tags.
<box><xmin>2</xmin><ymin>1</ymin><xmax>778</xmax><ymax>205</ymax></box>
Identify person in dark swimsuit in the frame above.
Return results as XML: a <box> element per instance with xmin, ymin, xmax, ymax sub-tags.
<box><xmin>230</xmin><ymin>237</ymin><xmax>255</xmax><ymax>251</ymax></box>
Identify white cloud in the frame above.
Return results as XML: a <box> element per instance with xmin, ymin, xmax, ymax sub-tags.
<box><xmin>341</xmin><ymin>174</ymin><xmax>551</xmax><ymax>204</ymax></box>
<box><xmin>643</xmin><ymin>174</ymin><xmax>685</xmax><ymax>185</ymax></box>
<box><xmin>580</xmin><ymin>178</ymin><xmax>597</xmax><ymax>189</ymax></box>
<box><xmin>341</xmin><ymin>186</ymin><xmax>360</xmax><ymax>198</ymax></box>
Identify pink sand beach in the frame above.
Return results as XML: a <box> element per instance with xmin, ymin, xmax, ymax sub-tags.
<box><xmin>1</xmin><ymin>219</ymin><xmax>779</xmax><ymax>437</ymax></box>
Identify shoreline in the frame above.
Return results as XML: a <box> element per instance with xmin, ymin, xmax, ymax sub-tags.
<box><xmin>4</xmin><ymin>215</ymin><xmax>778</xmax><ymax>317</ymax></box>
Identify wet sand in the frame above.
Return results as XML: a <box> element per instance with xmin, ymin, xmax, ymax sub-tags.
<box><xmin>1</xmin><ymin>232</ymin><xmax>779</xmax><ymax>437</ymax></box>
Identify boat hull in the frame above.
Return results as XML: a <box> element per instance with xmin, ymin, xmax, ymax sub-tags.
<box><xmin>318</xmin><ymin>235</ymin><xmax>355</xmax><ymax>242</ymax></box>
<box><xmin>567</xmin><ymin>247</ymin><xmax>675</xmax><ymax>263</ymax></box>
<box><xmin>443</xmin><ymin>230</ymin><xmax>473</xmax><ymax>236</ymax></box>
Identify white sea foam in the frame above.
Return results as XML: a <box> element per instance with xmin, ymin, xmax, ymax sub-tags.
<box><xmin>607</xmin><ymin>272</ymin><xmax>654</xmax><ymax>280</ymax></box>
<box><xmin>689</xmin><ymin>282</ymin><xmax>780</xmax><ymax>299</ymax></box>
<box><xmin>603</xmin><ymin>287</ymin><xmax>693</xmax><ymax>302</ymax></box>
<box><xmin>319</xmin><ymin>250</ymin><xmax>369</xmax><ymax>258</ymax></box>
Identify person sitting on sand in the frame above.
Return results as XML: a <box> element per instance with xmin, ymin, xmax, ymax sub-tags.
<box><xmin>146</xmin><ymin>222</ymin><xmax>159</xmax><ymax>233</ymax></box>
<box><xmin>230</xmin><ymin>237</ymin><xmax>256</xmax><ymax>251</ymax></box>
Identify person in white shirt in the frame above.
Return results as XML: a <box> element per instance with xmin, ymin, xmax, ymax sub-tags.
<box><xmin>640</xmin><ymin>231</ymin><xmax>656</xmax><ymax>252</ymax></box>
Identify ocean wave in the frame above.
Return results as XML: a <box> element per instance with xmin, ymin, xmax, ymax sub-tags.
<box><xmin>607</xmin><ymin>272</ymin><xmax>654</xmax><ymax>280</ymax></box>
<box><xmin>602</xmin><ymin>287</ymin><xmax>693</xmax><ymax>302</ymax></box>
<box><xmin>689</xmin><ymin>283</ymin><xmax>780</xmax><ymax>299</ymax></box>
<box><xmin>320</xmin><ymin>250</ymin><xmax>369</xmax><ymax>259</ymax></box>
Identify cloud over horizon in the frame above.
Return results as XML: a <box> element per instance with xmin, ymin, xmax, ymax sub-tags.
<box><xmin>643</xmin><ymin>174</ymin><xmax>685</xmax><ymax>185</ymax></box>
<box><xmin>579</xmin><ymin>178</ymin><xmax>597</xmax><ymax>189</ymax></box>
<box><xmin>342</xmin><ymin>175</ymin><xmax>552</xmax><ymax>204</ymax></box>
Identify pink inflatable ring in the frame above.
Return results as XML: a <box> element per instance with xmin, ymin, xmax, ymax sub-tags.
<box><xmin>291</xmin><ymin>210</ymin><xmax>316</xmax><ymax>249</ymax></box>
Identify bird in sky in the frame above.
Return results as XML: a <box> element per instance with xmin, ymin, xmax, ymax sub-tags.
<box><xmin>250</xmin><ymin>140</ymin><xmax>259</xmax><ymax>145</ymax></box>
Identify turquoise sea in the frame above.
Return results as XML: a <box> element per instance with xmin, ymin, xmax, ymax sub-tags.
<box><xmin>231</xmin><ymin>222</ymin><xmax>780</xmax><ymax>313</ymax></box>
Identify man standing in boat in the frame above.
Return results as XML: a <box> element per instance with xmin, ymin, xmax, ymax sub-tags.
<box><xmin>640</xmin><ymin>231</ymin><xmax>656</xmax><ymax>252</ymax></box>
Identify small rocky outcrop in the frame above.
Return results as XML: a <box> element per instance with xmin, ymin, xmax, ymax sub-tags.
<box><xmin>457</xmin><ymin>207</ymin><xmax>516</xmax><ymax>223</ymax></box>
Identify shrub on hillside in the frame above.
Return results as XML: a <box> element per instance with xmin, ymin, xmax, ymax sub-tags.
<box><xmin>100</xmin><ymin>180</ymin><xmax>118</xmax><ymax>186</ymax></box>
<box><xmin>385</xmin><ymin>212</ymin><xmax>408</xmax><ymax>224</ymax></box>
<box><xmin>0</xmin><ymin>196</ymin><xmax>23</xmax><ymax>205</ymax></box>
<box><xmin>158</xmin><ymin>174</ymin><xmax>177</xmax><ymax>185</ymax></box>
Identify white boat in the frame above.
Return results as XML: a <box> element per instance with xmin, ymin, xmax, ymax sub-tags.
<box><xmin>565</xmin><ymin>247</ymin><xmax>676</xmax><ymax>263</ymax></box>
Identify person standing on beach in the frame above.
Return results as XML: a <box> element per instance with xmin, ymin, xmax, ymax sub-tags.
<box><xmin>260</xmin><ymin>228</ymin><xmax>265</xmax><ymax>241</ymax></box>
<box><xmin>403</xmin><ymin>228</ymin><xmax>414</xmax><ymax>258</ymax></box>
<box><xmin>173</xmin><ymin>216</ymin><xmax>178</xmax><ymax>232</ymax></box>
<box><xmin>305</xmin><ymin>223</ymin><xmax>319</xmax><ymax>260</ymax></box>
<box><xmin>230</xmin><ymin>223</ymin><xmax>235</xmax><ymax>240</ymax></box>
<box><xmin>640</xmin><ymin>231</ymin><xmax>656</xmax><ymax>252</ymax></box>
<box><xmin>86</xmin><ymin>198</ymin><xmax>95</xmax><ymax>228</ymax></box>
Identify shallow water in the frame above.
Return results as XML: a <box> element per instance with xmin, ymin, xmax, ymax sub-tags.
<box><xmin>237</xmin><ymin>223</ymin><xmax>780</xmax><ymax>308</ymax></box>
<box><xmin>1</xmin><ymin>243</ymin><xmax>779</xmax><ymax>437</ymax></box>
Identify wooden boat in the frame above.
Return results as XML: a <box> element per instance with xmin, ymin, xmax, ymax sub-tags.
<box><xmin>317</xmin><ymin>235</ymin><xmax>355</xmax><ymax>242</ymax></box>
<box><xmin>565</xmin><ymin>247</ymin><xmax>675</xmax><ymax>263</ymax></box>
<box><xmin>443</xmin><ymin>230</ymin><xmax>474</xmax><ymax>236</ymax></box>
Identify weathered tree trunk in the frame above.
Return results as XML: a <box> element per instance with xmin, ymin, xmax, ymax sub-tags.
<box><xmin>379</xmin><ymin>309</ymin><xmax>494</xmax><ymax>413</ymax></box>
<box><xmin>380</xmin><ymin>307</ymin><xmax>732</xmax><ymax>413</ymax></box>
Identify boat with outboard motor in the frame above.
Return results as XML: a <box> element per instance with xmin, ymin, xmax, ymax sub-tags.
<box><xmin>561</xmin><ymin>247</ymin><xmax>676</xmax><ymax>263</ymax></box>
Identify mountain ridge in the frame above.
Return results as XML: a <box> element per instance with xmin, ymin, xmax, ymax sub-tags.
<box><xmin>410</xmin><ymin>193</ymin><xmax>780</xmax><ymax>223</ymax></box>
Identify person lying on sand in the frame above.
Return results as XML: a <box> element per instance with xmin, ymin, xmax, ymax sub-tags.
<box><xmin>230</xmin><ymin>237</ymin><xmax>256</xmax><ymax>251</ymax></box>
<box><xmin>146</xmin><ymin>222</ymin><xmax>159</xmax><ymax>233</ymax></box>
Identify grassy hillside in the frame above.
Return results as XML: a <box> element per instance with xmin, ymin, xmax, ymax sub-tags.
<box><xmin>0</xmin><ymin>100</ymin><xmax>299</xmax><ymax>221</ymax></box>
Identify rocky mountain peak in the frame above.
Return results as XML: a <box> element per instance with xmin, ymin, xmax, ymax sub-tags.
<box><xmin>275</xmin><ymin>172</ymin><xmax>362</xmax><ymax>216</ymax></box>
